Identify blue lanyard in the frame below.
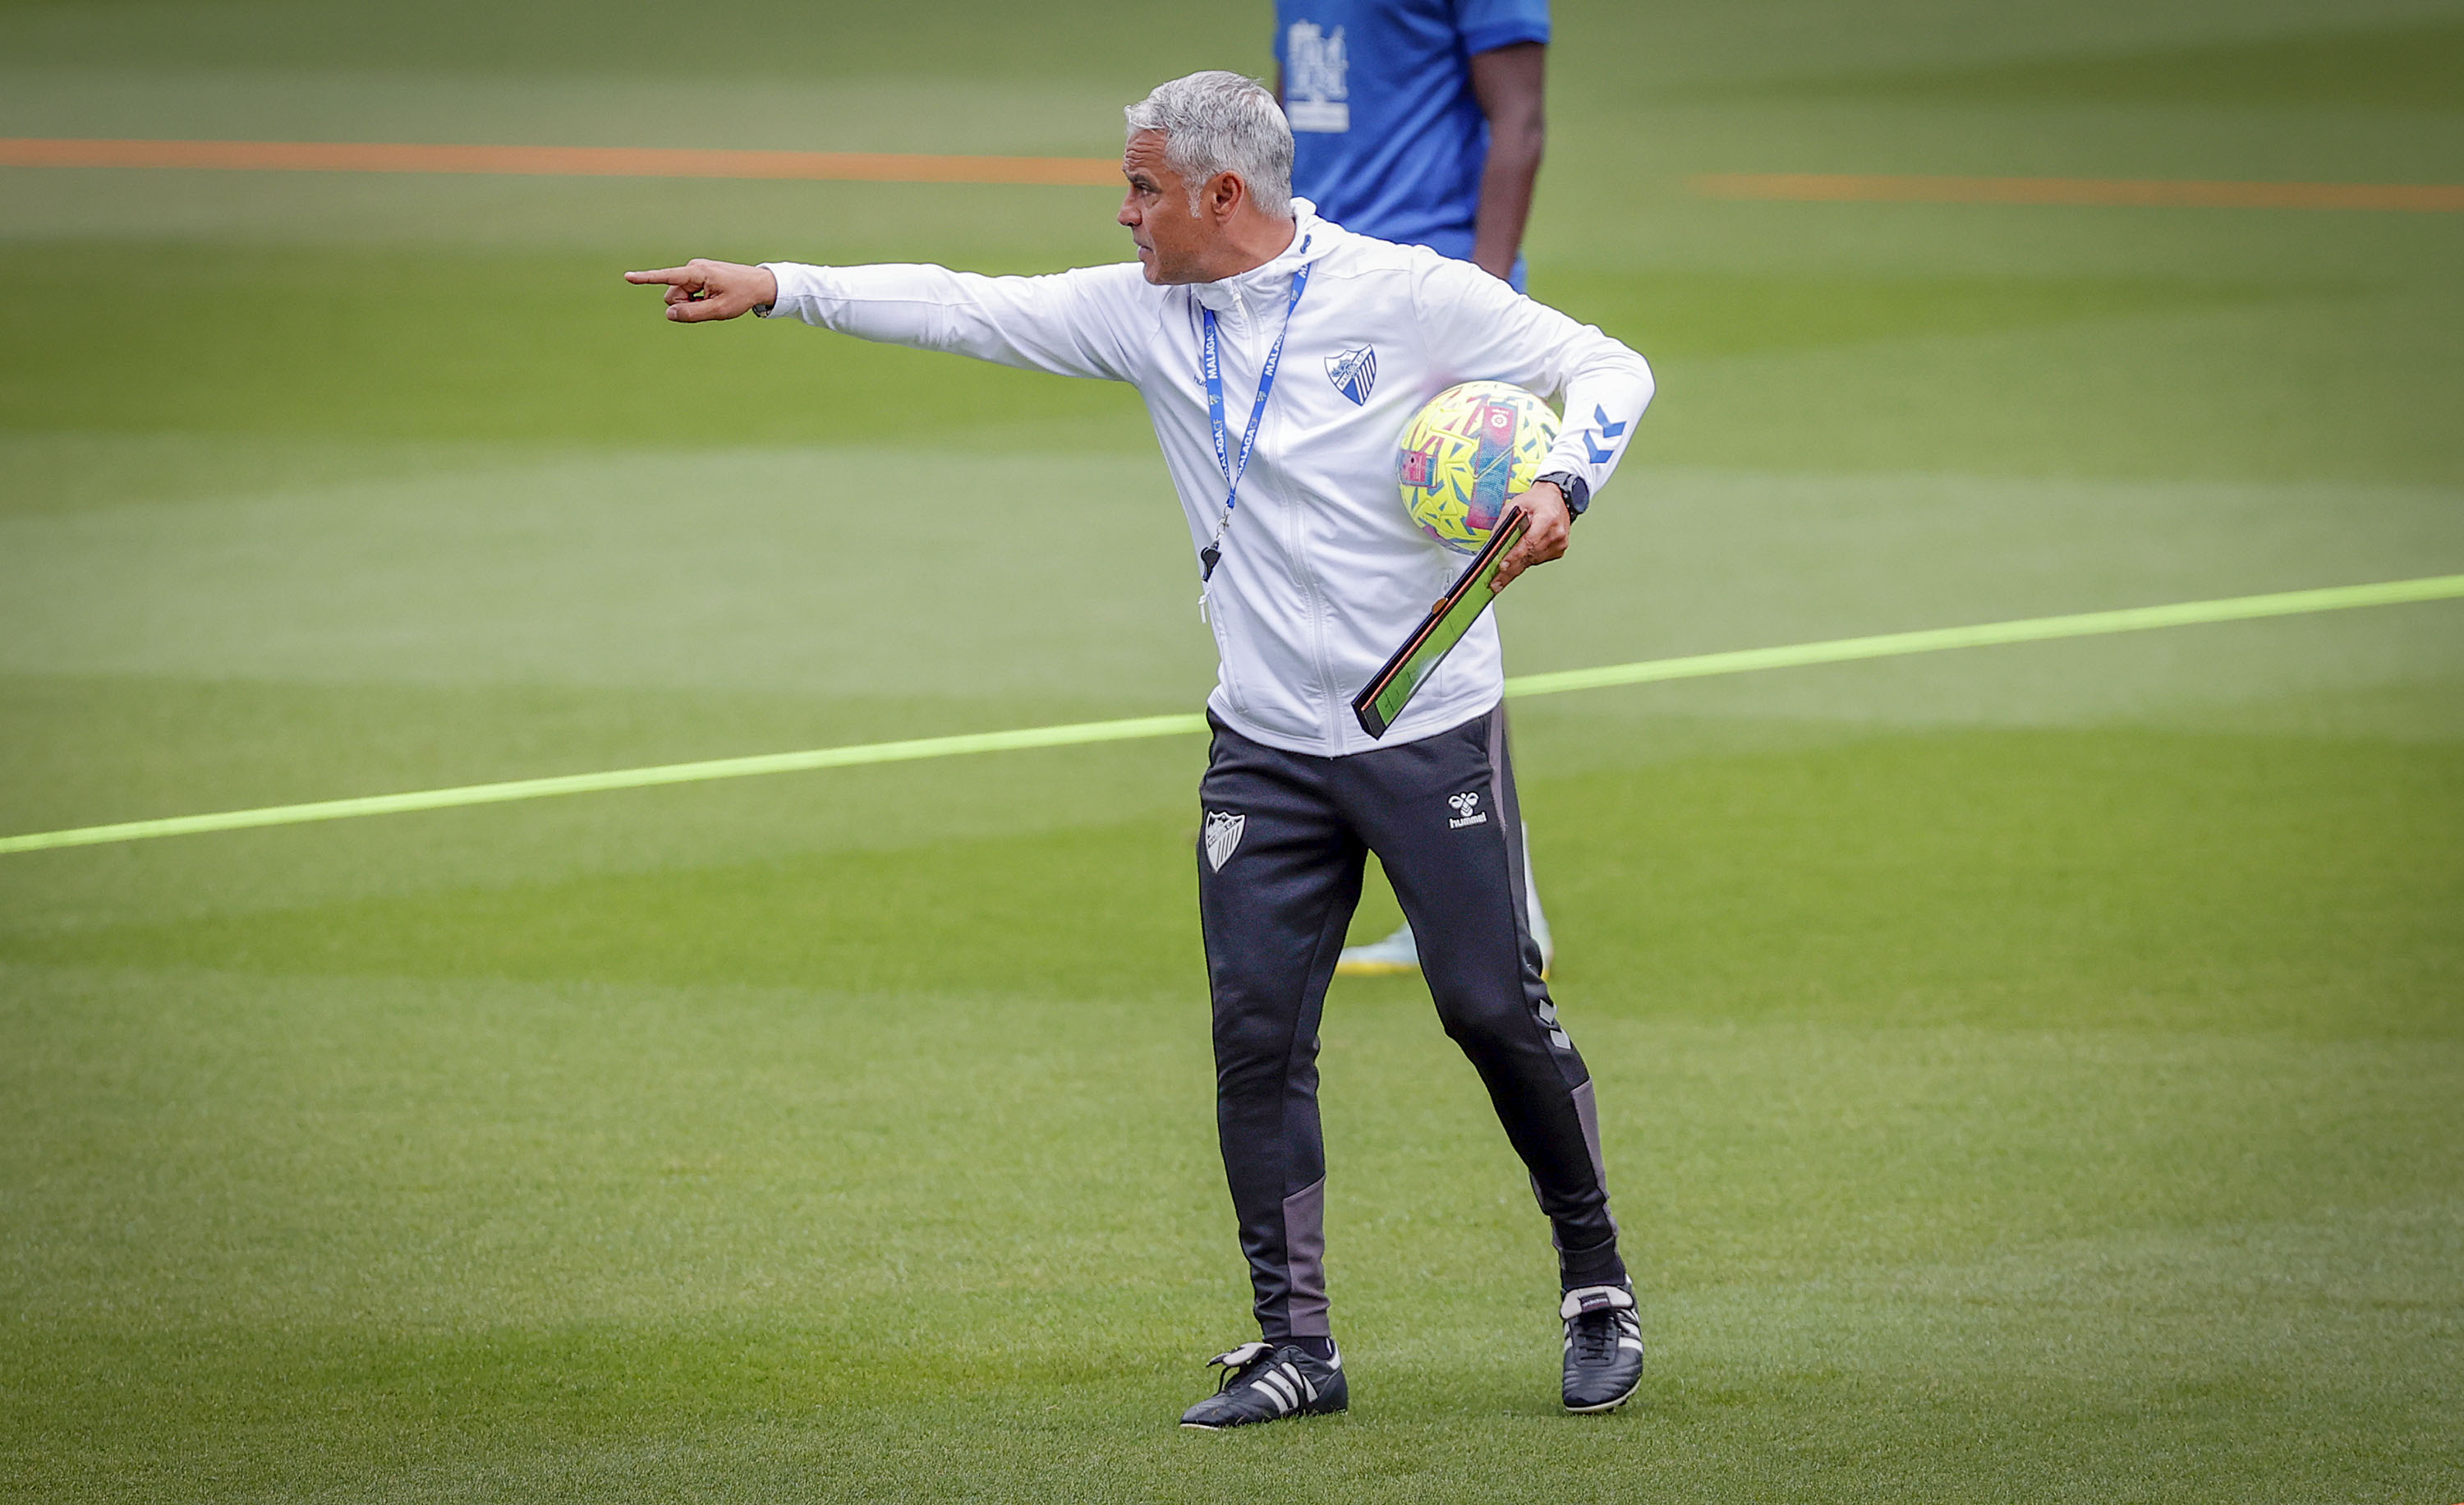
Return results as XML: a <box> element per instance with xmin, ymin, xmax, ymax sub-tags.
<box><xmin>1199</xmin><ymin>256</ymin><xmax>1311</xmax><ymax>582</ymax></box>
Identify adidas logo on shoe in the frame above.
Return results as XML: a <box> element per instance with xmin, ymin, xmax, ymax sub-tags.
<box><xmin>1179</xmin><ymin>1340</ymin><xmax>1349</xmax><ymax>1430</ymax></box>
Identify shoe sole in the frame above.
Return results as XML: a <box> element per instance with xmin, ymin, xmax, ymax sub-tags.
<box><xmin>1179</xmin><ymin>1404</ymin><xmax>1346</xmax><ymax>1431</ymax></box>
<box><xmin>1563</xmin><ymin>1372</ymin><xmax>1643</xmax><ymax>1415</ymax></box>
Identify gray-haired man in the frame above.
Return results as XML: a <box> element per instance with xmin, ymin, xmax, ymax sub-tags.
<box><xmin>627</xmin><ymin>70</ymin><xmax>1651</xmax><ymax>1427</ymax></box>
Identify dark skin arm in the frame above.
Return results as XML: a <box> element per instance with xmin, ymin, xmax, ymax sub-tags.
<box><xmin>1280</xmin><ymin>44</ymin><xmax>1546</xmax><ymax>283</ymax></box>
<box><xmin>1468</xmin><ymin>42</ymin><xmax>1546</xmax><ymax>282</ymax></box>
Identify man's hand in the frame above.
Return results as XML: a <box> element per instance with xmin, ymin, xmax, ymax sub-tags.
<box><xmin>1489</xmin><ymin>481</ymin><xmax>1572</xmax><ymax>591</ymax></box>
<box><xmin>623</xmin><ymin>260</ymin><xmax>779</xmax><ymax>322</ymax></box>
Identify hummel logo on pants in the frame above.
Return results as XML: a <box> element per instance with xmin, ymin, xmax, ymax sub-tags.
<box><xmin>1195</xmin><ymin>706</ymin><xmax>1625</xmax><ymax>1342</ymax></box>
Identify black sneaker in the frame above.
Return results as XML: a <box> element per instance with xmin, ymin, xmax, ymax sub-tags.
<box><xmin>1561</xmin><ymin>1285</ymin><xmax>1644</xmax><ymax>1413</ymax></box>
<box><xmin>1179</xmin><ymin>1341</ymin><xmax>1348</xmax><ymax>1430</ymax></box>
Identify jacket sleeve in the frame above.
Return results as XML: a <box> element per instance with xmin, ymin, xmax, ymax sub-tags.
<box><xmin>1410</xmin><ymin>253</ymin><xmax>1653</xmax><ymax>504</ymax></box>
<box><xmin>758</xmin><ymin>260</ymin><xmax>1147</xmax><ymax>383</ymax></box>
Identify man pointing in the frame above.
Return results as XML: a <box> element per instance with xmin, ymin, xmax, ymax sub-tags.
<box><xmin>627</xmin><ymin>70</ymin><xmax>1653</xmax><ymax>1426</ymax></box>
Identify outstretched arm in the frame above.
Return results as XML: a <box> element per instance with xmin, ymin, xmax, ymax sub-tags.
<box><xmin>1468</xmin><ymin>42</ymin><xmax>1546</xmax><ymax>283</ymax></box>
<box><xmin>623</xmin><ymin>260</ymin><xmax>777</xmax><ymax>321</ymax></box>
<box><xmin>627</xmin><ymin>257</ymin><xmax>1143</xmax><ymax>382</ymax></box>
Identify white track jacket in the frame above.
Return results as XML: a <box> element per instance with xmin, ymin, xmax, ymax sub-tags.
<box><xmin>762</xmin><ymin>200</ymin><xmax>1653</xmax><ymax>758</ymax></box>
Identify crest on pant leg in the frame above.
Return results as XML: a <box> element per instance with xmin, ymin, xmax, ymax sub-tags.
<box><xmin>1203</xmin><ymin>810</ymin><xmax>1247</xmax><ymax>872</ymax></box>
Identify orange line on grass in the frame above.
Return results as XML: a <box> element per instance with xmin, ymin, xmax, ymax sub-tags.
<box><xmin>1692</xmin><ymin>172</ymin><xmax>2464</xmax><ymax>213</ymax></box>
<box><xmin>0</xmin><ymin>136</ymin><xmax>1123</xmax><ymax>186</ymax></box>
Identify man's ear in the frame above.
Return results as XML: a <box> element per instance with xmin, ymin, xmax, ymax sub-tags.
<box><xmin>1209</xmin><ymin>171</ymin><xmax>1245</xmax><ymax>222</ymax></box>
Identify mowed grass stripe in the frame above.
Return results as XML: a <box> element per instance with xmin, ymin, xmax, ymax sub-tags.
<box><xmin>4</xmin><ymin>573</ymin><xmax>2458</xmax><ymax>856</ymax></box>
<box><xmin>0</xmin><ymin>136</ymin><xmax>1121</xmax><ymax>186</ymax></box>
<box><xmin>1692</xmin><ymin>173</ymin><xmax>2464</xmax><ymax>213</ymax></box>
<box><xmin>12</xmin><ymin>145</ymin><xmax>2459</xmax><ymax>212</ymax></box>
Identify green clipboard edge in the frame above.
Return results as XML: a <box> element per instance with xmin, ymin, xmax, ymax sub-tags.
<box><xmin>1352</xmin><ymin>509</ymin><xmax>1531</xmax><ymax>739</ymax></box>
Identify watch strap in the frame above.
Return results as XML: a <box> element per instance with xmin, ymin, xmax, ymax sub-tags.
<box><xmin>1535</xmin><ymin>471</ymin><xmax>1591</xmax><ymax>517</ymax></box>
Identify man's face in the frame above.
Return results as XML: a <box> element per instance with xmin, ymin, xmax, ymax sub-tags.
<box><xmin>1119</xmin><ymin>130</ymin><xmax>1209</xmax><ymax>284</ymax></box>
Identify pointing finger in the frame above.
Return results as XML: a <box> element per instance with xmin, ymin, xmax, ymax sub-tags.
<box><xmin>623</xmin><ymin>267</ymin><xmax>697</xmax><ymax>286</ymax></box>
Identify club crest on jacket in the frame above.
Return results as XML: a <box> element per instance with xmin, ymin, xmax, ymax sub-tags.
<box><xmin>1326</xmin><ymin>345</ymin><xmax>1377</xmax><ymax>405</ymax></box>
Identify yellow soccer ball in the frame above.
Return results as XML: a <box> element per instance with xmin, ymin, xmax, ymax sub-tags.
<box><xmin>1395</xmin><ymin>381</ymin><xmax>1561</xmax><ymax>553</ymax></box>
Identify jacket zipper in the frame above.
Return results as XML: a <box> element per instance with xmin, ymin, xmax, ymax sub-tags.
<box><xmin>1258</xmin><ymin>274</ymin><xmax>1345</xmax><ymax>748</ymax></box>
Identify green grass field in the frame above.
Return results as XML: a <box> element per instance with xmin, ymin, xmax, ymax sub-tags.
<box><xmin>4</xmin><ymin>1</ymin><xmax>2462</xmax><ymax>1498</ymax></box>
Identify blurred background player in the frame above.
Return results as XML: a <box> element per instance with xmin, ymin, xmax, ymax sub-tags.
<box><xmin>1276</xmin><ymin>0</ymin><xmax>1561</xmax><ymax>974</ymax></box>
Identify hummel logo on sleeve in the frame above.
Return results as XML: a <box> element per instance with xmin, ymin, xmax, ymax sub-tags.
<box><xmin>1580</xmin><ymin>404</ymin><xmax>1630</xmax><ymax>464</ymax></box>
<box><xmin>1447</xmin><ymin>792</ymin><xmax>1488</xmax><ymax>829</ymax></box>
<box><xmin>1204</xmin><ymin>811</ymin><xmax>1247</xmax><ymax>871</ymax></box>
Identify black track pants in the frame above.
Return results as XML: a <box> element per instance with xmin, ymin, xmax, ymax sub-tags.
<box><xmin>1196</xmin><ymin>706</ymin><xmax>1625</xmax><ymax>1340</ymax></box>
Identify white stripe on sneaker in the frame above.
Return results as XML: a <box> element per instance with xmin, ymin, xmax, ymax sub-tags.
<box><xmin>1258</xmin><ymin>1369</ymin><xmax>1298</xmax><ymax>1412</ymax></box>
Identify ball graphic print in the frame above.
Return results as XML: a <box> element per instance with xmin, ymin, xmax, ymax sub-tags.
<box><xmin>1395</xmin><ymin>382</ymin><xmax>1561</xmax><ymax>553</ymax></box>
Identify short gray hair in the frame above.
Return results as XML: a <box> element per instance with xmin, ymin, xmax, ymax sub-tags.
<box><xmin>1124</xmin><ymin>71</ymin><xmax>1294</xmax><ymax>219</ymax></box>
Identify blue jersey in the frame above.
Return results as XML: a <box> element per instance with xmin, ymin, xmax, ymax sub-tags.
<box><xmin>1274</xmin><ymin>0</ymin><xmax>1551</xmax><ymax>269</ymax></box>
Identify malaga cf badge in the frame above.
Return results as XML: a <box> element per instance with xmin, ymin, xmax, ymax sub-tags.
<box><xmin>1203</xmin><ymin>810</ymin><xmax>1247</xmax><ymax>872</ymax></box>
<box><xmin>1325</xmin><ymin>345</ymin><xmax>1377</xmax><ymax>405</ymax></box>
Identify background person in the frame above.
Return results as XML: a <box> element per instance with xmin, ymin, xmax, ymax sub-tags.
<box><xmin>625</xmin><ymin>70</ymin><xmax>1652</xmax><ymax>1426</ymax></box>
<box><xmin>1277</xmin><ymin>0</ymin><xmax>1549</xmax><ymax>287</ymax></box>
<box><xmin>1275</xmin><ymin>0</ymin><xmax>1562</xmax><ymax>975</ymax></box>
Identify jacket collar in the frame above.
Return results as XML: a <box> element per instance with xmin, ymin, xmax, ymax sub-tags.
<box><xmin>1190</xmin><ymin>199</ymin><xmax>1332</xmax><ymax>316</ymax></box>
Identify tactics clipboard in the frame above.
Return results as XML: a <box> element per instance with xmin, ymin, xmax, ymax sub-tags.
<box><xmin>1351</xmin><ymin>509</ymin><xmax>1530</xmax><ymax>740</ymax></box>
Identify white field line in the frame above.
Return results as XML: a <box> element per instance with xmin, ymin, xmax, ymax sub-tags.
<box><xmin>2</xmin><ymin>573</ymin><xmax>2458</xmax><ymax>855</ymax></box>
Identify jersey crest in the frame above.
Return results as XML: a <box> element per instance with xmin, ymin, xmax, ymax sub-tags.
<box><xmin>1325</xmin><ymin>345</ymin><xmax>1377</xmax><ymax>405</ymax></box>
<box><xmin>1285</xmin><ymin>21</ymin><xmax>1351</xmax><ymax>132</ymax></box>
